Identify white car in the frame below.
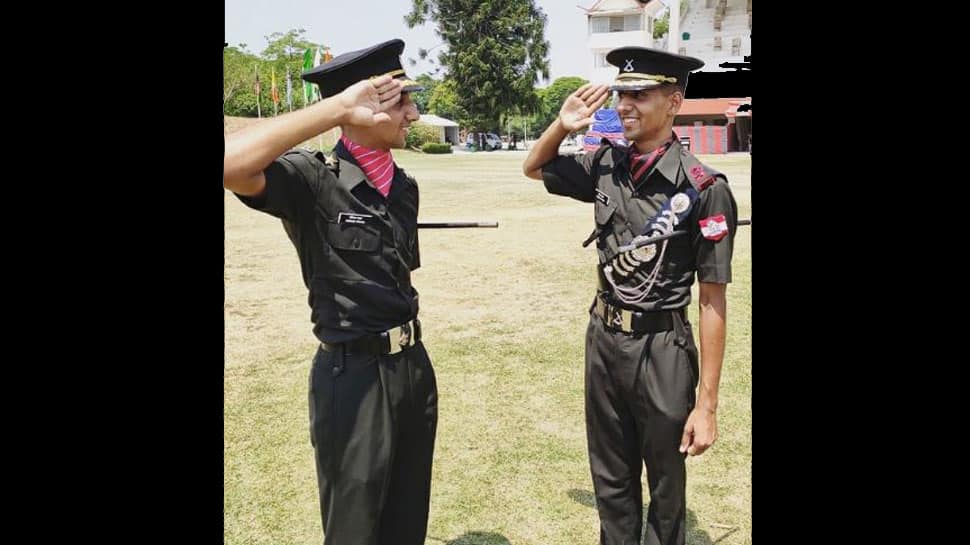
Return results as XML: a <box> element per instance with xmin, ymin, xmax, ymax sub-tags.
<box><xmin>466</xmin><ymin>132</ymin><xmax>503</xmax><ymax>151</ymax></box>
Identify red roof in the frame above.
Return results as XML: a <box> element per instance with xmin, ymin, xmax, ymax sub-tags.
<box><xmin>678</xmin><ymin>98</ymin><xmax>752</xmax><ymax>117</ymax></box>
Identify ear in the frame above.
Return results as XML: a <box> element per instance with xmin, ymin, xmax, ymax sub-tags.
<box><xmin>668</xmin><ymin>90</ymin><xmax>684</xmax><ymax>117</ymax></box>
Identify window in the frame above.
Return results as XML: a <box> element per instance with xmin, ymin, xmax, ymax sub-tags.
<box><xmin>678</xmin><ymin>46</ymin><xmax>687</xmax><ymax>55</ymax></box>
<box><xmin>732</xmin><ymin>37</ymin><xmax>741</xmax><ymax>56</ymax></box>
<box><xmin>714</xmin><ymin>36</ymin><xmax>722</xmax><ymax>50</ymax></box>
<box><xmin>589</xmin><ymin>14</ymin><xmax>641</xmax><ymax>33</ymax></box>
<box><xmin>590</xmin><ymin>16</ymin><xmax>608</xmax><ymax>33</ymax></box>
<box><xmin>594</xmin><ymin>52</ymin><xmax>610</xmax><ymax>68</ymax></box>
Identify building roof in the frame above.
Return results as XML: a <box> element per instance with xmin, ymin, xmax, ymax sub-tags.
<box><xmin>583</xmin><ymin>0</ymin><xmax>661</xmax><ymax>15</ymax></box>
<box><xmin>677</xmin><ymin>97</ymin><xmax>751</xmax><ymax>117</ymax></box>
<box><xmin>419</xmin><ymin>114</ymin><xmax>459</xmax><ymax>127</ymax></box>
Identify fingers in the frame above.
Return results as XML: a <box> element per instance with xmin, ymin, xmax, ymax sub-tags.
<box><xmin>578</xmin><ymin>83</ymin><xmax>609</xmax><ymax>102</ymax></box>
<box><xmin>684</xmin><ymin>427</ymin><xmax>716</xmax><ymax>456</ymax></box>
<box><xmin>377</xmin><ymin>86</ymin><xmax>403</xmax><ymax>110</ymax></box>
<box><xmin>572</xmin><ymin>83</ymin><xmax>593</xmax><ymax>99</ymax></box>
<box><xmin>587</xmin><ymin>85</ymin><xmax>610</xmax><ymax>108</ymax></box>
<box><xmin>679</xmin><ymin>422</ymin><xmax>693</xmax><ymax>454</ymax></box>
<box><xmin>374</xmin><ymin>78</ymin><xmax>401</xmax><ymax>97</ymax></box>
<box><xmin>576</xmin><ymin>83</ymin><xmax>597</xmax><ymax>101</ymax></box>
<box><xmin>369</xmin><ymin>74</ymin><xmax>394</xmax><ymax>89</ymax></box>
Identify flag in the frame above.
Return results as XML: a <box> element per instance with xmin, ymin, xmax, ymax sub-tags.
<box><xmin>584</xmin><ymin>109</ymin><xmax>627</xmax><ymax>151</ymax></box>
<box><xmin>303</xmin><ymin>48</ymin><xmax>317</xmax><ymax>104</ymax></box>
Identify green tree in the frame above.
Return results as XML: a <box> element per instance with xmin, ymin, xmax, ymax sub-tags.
<box><xmin>534</xmin><ymin>76</ymin><xmax>588</xmax><ymax>133</ymax></box>
<box><xmin>427</xmin><ymin>78</ymin><xmax>468</xmax><ymax>126</ymax></box>
<box><xmin>654</xmin><ymin>10</ymin><xmax>669</xmax><ymax>39</ymax></box>
<box><xmin>405</xmin><ymin>0</ymin><xmax>550</xmax><ymax>132</ymax></box>
<box><xmin>410</xmin><ymin>74</ymin><xmax>439</xmax><ymax>114</ymax></box>
<box><xmin>223</xmin><ymin>44</ymin><xmax>262</xmax><ymax>116</ymax></box>
<box><xmin>260</xmin><ymin>29</ymin><xmax>327</xmax><ymax>112</ymax></box>
<box><xmin>223</xmin><ymin>30</ymin><xmax>330</xmax><ymax>117</ymax></box>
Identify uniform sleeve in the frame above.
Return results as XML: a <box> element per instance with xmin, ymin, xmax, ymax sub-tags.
<box><xmin>410</xmin><ymin>187</ymin><xmax>421</xmax><ymax>271</ymax></box>
<box><xmin>691</xmin><ymin>178</ymin><xmax>738</xmax><ymax>283</ymax></box>
<box><xmin>410</xmin><ymin>230</ymin><xmax>421</xmax><ymax>271</ymax></box>
<box><xmin>540</xmin><ymin>150</ymin><xmax>599</xmax><ymax>203</ymax></box>
<box><xmin>234</xmin><ymin>151</ymin><xmax>321</xmax><ymax>223</ymax></box>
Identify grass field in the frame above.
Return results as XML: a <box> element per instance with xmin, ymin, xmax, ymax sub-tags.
<box><xmin>224</xmin><ymin>119</ymin><xmax>751</xmax><ymax>545</ymax></box>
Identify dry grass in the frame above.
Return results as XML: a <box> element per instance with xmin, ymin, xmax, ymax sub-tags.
<box><xmin>224</xmin><ymin>121</ymin><xmax>751</xmax><ymax>545</ymax></box>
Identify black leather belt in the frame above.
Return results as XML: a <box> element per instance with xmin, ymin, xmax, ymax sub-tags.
<box><xmin>592</xmin><ymin>294</ymin><xmax>684</xmax><ymax>334</ymax></box>
<box><xmin>321</xmin><ymin>318</ymin><xmax>422</xmax><ymax>355</ymax></box>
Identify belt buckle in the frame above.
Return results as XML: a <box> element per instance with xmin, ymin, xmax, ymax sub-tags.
<box><xmin>608</xmin><ymin>306</ymin><xmax>633</xmax><ymax>333</ymax></box>
<box><xmin>598</xmin><ymin>296</ymin><xmax>633</xmax><ymax>333</ymax></box>
<box><xmin>593</xmin><ymin>296</ymin><xmax>633</xmax><ymax>333</ymax></box>
<box><xmin>388</xmin><ymin>320</ymin><xmax>414</xmax><ymax>355</ymax></box>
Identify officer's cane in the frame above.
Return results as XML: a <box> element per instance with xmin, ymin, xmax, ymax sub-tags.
<box><xmin>617</xmin><ymin>218</ymin><xmax>751</xmax><ymax>252</ymax></box>
<box><xmin>418</xmin><ymin>221</ymin><xmax>499</xmax><ymax>228</ymax></box>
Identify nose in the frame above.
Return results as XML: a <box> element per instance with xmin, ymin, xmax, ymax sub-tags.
<box><xmin>616</xmin><ymin>94</ymin><xmax>634</xmax><ymax>113</ymax></box>
<box><xmin>402</xmin><ymin>99</ymin><xmax>419</xmax><ymax>122</ymax></box>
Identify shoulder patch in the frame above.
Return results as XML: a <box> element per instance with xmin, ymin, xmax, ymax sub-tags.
<box><xmin>680</xmin><ymin>151</ymin><xmax>721</xmax><ymax>192</ymax></box>
<box><xmin>699</xmin><ymin>214</ymin><xmax>729</xmax><ymax>241</ymax></box>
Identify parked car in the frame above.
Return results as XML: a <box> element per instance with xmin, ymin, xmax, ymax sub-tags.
<box><xmin>465</xmin><ymin>132</ymin><xmax>503</xmax><ymax>151</ymax></box>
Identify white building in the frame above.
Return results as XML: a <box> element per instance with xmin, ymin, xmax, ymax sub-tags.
<box><xmin>584</xmin><ymin>0</ymin><xmax>665</xmax><ymax>85</ymax></box>
<box><xmin>583</xmin><ymin>0</ymin><xmax>752</xmax><ymax>83</ymax></box>
<box><xmin>674</xmin><ymin>0</ymin><xmax>751</xmax><ymax>71</ymax></box>
<box><xmin>418</xmin><ymin>114</ymin><xmax>460</xmax><ymax>145</ymax></box>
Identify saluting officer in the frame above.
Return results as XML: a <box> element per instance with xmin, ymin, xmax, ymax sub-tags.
<box><xmin>522</xmin><ymin>46</ymin><xmax>738</xmax><ymax>545</ymax></box>
<box><xmin>224</xmin><ymin>38</ymin><xmax>438</xmax><ymax>545</ymax></box>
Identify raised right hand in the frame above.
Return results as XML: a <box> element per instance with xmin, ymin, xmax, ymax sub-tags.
<box><xmin>336</xmin><ymin>75</ymin><xmax>403</xmax><ymax>127</ymax></box>
<box><xmin>558</xmin><ymin>83</ymin><xmax>611</xmax><ymax>132</ymax></box>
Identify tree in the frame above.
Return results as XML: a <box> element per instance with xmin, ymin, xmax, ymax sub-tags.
<box><xmin>427</xmin><ymin>78</ymin><xmax>468</xmax><ymax>126</ymax></box>
<box><xmin>653</xmin><ymin>9</ymin><xmax>669</xmax><ymax>39</ymax></box>
<box><xmin>223</xmin><ymin>45</ymin><xmax>262</xmax><ymax>116</ymax></box>
<box><xmin>222</xmin><ymin>30</ymin><xmax>329</xmax><ymax>117</ymax></box>
<box><xmin>260</xmin><ymin>29</ymin><xmax>321</xmax><ymax>61</ymax></box>
<box><xmin>534</xmin><ymin>76</ymin><xmax>588</xmax><ymax>133</ymax></box>
<box><xmin>410</xmin><ymin>74</ymin><xmax>439</xmax><ymax>114</ymax></box>
<box><xmin>405</xmin><ymin>0</ymin><xmax>550</xmax><ymax>132</ymax></box>
<box><xmin>261</xmin><ymin>29</ymin><xmax>328</xmax><ymax>111</ymax></box>
<box><xmin>654</xmin><ymin>1</ymin><xmax>688</xmax><ymax>39</ymax></box>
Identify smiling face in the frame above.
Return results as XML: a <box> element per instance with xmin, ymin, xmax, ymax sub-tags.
<box><xmin>377</xmin><ymin>91</ymin><xmax>420</xmax><ymax>149</ymax></box>
<box><xmin>341</xmin><ymin>90</ymin><xmax>420</xmax><ymax>151</ymax></box>
<box><xmin>614</xmin><ymin>84</ymin><xmax>683</xmax><ymax>145</ymax></box>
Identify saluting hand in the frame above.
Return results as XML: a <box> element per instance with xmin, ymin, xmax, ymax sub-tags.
<box><xmin>558</xmin><ymin>83</ymin><xmax>611</xmax><ymax>132</ymax></box>
<box><xmin>337</xmin><ymin>75</ymin><xmax>403</xmax><ymax>127</ymax></box>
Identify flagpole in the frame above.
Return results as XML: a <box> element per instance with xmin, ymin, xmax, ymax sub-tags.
<box><xmin>254</xmin><ymin>65</ymin><xmax>261</xmax><ymax>118</ymax></box>
<box><xmin>286</xmin><ymin>67</ymin><xmax>292</xmax><ymax>113</ymax></box>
